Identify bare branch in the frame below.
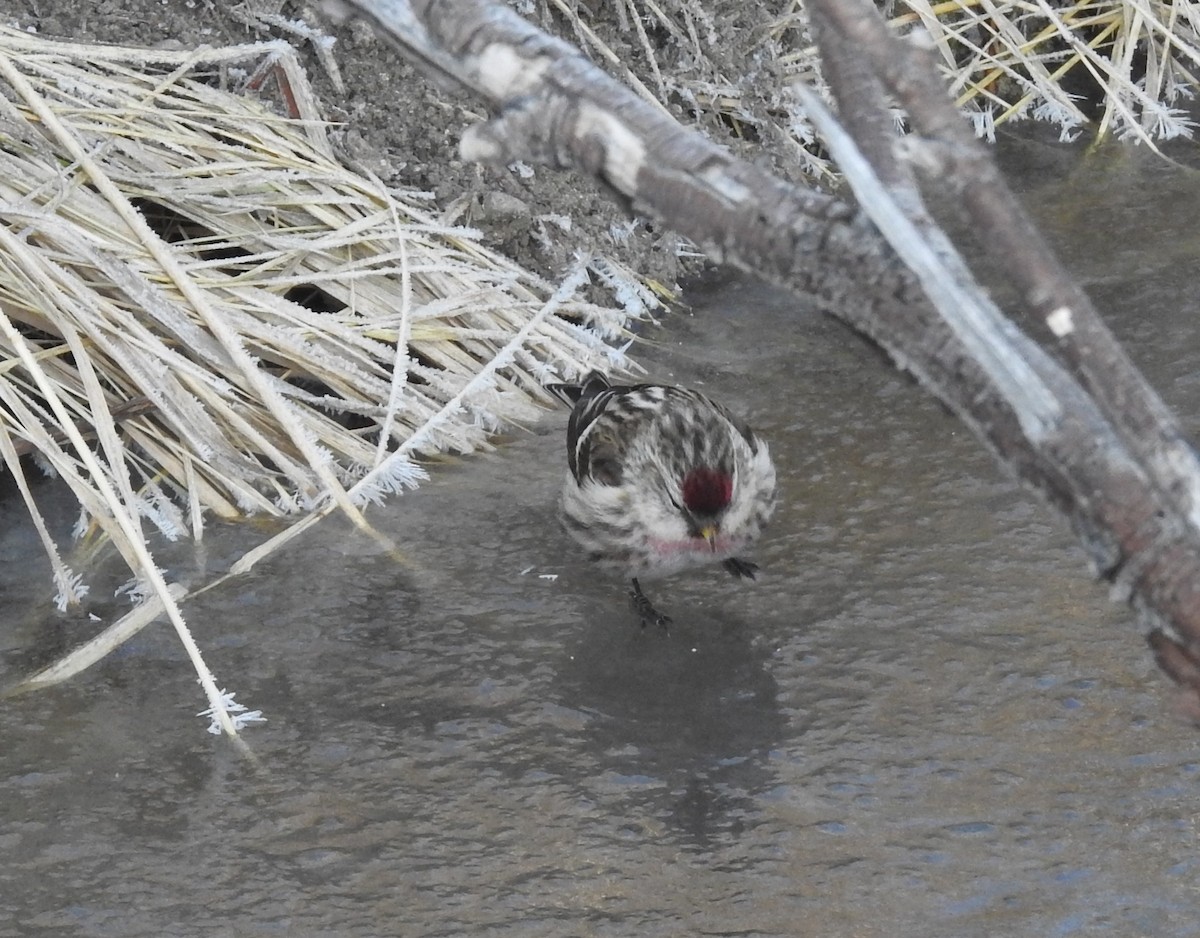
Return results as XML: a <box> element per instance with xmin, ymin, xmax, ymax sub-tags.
<box><xmin>808</xmin><ymin>0</ymin><xmax>1200</xmax><ymax>709</ymax></box>
<box><xmin>335</xmin><ymin>0</ymin><xmax>1200</xmax><ymax>715</ymax></box>
<box><xmin>812</xmin><ymin>0</ymin><xmax>1200</xmax><ymax>516</ymax></box>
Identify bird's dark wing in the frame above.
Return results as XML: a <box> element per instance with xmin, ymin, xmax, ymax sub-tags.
<box><xmin>548</xmin><ymin>371</ymin><xmax>647</xmax><ymax>485</ymax></box>
<box><xmin>569</xmin><ymin>386</ymin><xmax>627</xmax><ymax>484</ymax></box>
<box><xmin>544</xmin><ymin>371</ymin><xmax>616</xmax><ymax>480</ymax></box>
<box><xmin>573</xmin><ymin>413</ymin><xmax>626</xmax><ymax>485</ymax></box>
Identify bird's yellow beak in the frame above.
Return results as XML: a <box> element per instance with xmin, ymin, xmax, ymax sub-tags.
<box><xmin>700</xmin><ymin>526</ymin><xmax>719</xmax><ymax>550</ymax></box>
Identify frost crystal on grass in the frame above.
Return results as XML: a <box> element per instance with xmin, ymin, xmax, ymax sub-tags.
<box><xmin>587</xmin><ymin>257</ymin><xmax>659</xmax><ymax>319</ymax></box>
<box><xmin>134</xmin><ymin>481</ymin><xmax>185</xmax><ymax>540</ymax></box>
<box><xmin>114</xmin><ymin>576</ymin><xmax>152</xmax><ymax>605</ymax></box>
<box><xmin>608</xmin><ymin>219</ymin><xmax>639</xmax><ymax>242</ymax></box>
<box><xmin>1130</xmin><ymin>101</ymin><xmax>1196</xmax><ymax>142</ymax></box>
<box><xmin>1033</xmin><ymin>96</ymin><xmax>1085</xmax><ymax>142</ymax></box>
<box><xmin>968</xmin><ymin>108</ymin><xmax>996</xmax><ymax>144</ymax></box>
<box><xmin>198</xmin><ymin>690</ymin><xmax>267</xmax><ymax>735</ymax></box>
<box><xmin>72</xmin><ymin>508</ymin><xmax>90</xmax><ymax>541</ymax></box>
<box><xmin>354</xmin><ymin>455</ymin><xmax>430</xmax><ymax>506</ymax></box>
<box><xmin>31</xmin><ymin>452</ymin><xmax>57</xmax><ymax>478</ymax></box>
<box><xmin>52</xmin><ymin>568</ymin><xmax>89</xmax><ymax>612</ymax></box>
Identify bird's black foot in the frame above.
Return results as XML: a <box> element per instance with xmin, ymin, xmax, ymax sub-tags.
<box><xmin>629</xmin><ymin>577</ymin><xmax>672</xmax><ymax>629</ymax></box>
<box><xmin>723</xmin><ymin>557</ymin><xmax>759</xmax><ymax>580</ymax></box>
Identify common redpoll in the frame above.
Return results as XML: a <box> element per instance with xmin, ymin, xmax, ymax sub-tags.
<box><xmin>547</xmin><ymin>370</ymin><xmax>776</xmax><ymax>626</ymax></box>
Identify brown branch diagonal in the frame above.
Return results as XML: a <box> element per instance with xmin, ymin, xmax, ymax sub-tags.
<box><xmin>334</xmin><ymin>0</ymin><xmax>1200</xmax><ymax>717</ymax></box>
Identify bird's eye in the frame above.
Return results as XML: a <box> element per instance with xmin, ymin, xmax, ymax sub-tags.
<box><xmin>669</xmin><ymin>495</ymin><xmax>683</xmax><ymax>512</ymax></box>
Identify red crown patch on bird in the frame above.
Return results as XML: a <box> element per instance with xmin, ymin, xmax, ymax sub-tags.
<box><xmin>682</xmin><ymin>467</ymin><xmax>733</xmax><ymax>516</ymax></box>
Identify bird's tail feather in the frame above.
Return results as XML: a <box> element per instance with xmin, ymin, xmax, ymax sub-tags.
<box><xmin>545</xmin><ymin>370</ymin><xmax>611</xmax><ymax>407</ymax></box>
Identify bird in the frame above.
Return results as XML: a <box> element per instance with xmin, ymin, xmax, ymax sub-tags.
<box><xmin>546</xmin><ymin>370</ymin><xmax>776</xmax><ymax>627</ymax></box>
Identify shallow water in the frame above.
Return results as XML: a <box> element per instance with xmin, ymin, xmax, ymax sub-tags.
<box><xmin>3</xmin><ymin>135</ymin><xmax>1200</xmax><ymax>937</ymax></box>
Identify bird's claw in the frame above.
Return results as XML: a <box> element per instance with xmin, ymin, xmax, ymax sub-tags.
<box><xmin>647</xmin><ymin>610</ymin><xmax>673</xmax><ymax>630</ymax></box>
<box><xmin>723</xmin><ymin>557</ymin><xmax>759</xmax><ymax>579</ymax></box>
<box><xmin>630</xmin><ymin>578</ymin><xmax>672</xmax><ymax>630</ymax></box>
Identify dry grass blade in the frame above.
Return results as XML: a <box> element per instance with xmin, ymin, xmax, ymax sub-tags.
<box><xmin>5</xmin><ymin>583</ymin><xmax>188</xmax><ymax>696</ymax></box>
<box><xmin>0</xmin><ymin>27</ymin><xmax>637</xmax><ymax>729</ymax></box>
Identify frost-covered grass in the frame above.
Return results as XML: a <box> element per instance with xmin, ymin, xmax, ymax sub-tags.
<box><xmin>892</xmin><ymin>0</ymin><xmax>1200</xmax><ymax>146</ymax></box>
<box><xmin>558</xmin><ymin>1</ymin><xmax>1200</xmax><ymax>177</ymax></box>
<box><xmin>0</xmin><ymin>27</ymin><xmax>643</xmax><ymax>732</ymax></box>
